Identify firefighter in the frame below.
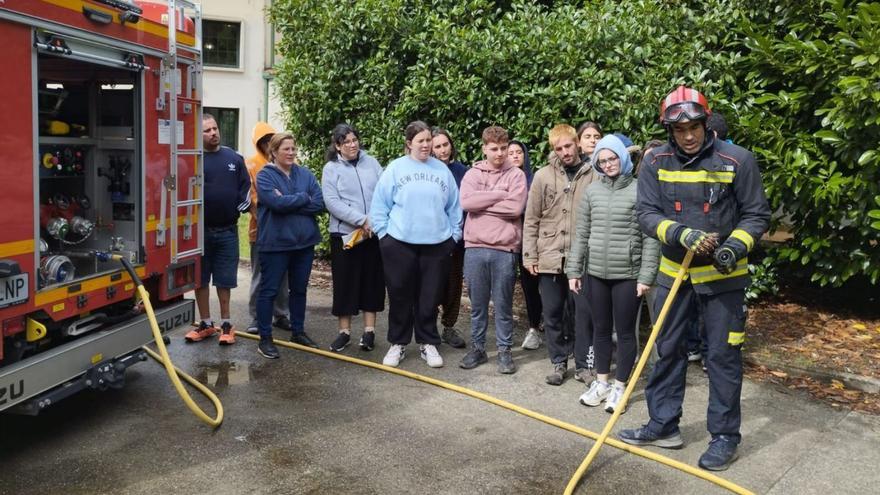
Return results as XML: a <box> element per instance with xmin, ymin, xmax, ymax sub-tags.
<box><xmin>618</xmin><ymin>86</ymin><xmax>770</xmax><ymax>471</ymax></box>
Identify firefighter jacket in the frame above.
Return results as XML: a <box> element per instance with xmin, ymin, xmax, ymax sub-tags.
<box><xmin>636</xmin><ymin>136</ymin><xmax>770</xmax><ymax>294</ymax></box>
<box><xmin>523</xmin><ymin>157</ymin><xmax>600</xmax><ymax>274</ymax></box>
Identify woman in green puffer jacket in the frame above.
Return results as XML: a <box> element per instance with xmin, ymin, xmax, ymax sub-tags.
<box><xmin>565</xmin><ymin>134</ymin><xmax>660</xmax><ymax>414</ymax></box>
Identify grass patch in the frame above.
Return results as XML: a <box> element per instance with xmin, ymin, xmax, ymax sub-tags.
<box><xmin>238</xmin><ymin>214</ymin><xmax>251</xmax><ymax>261</ymax></box>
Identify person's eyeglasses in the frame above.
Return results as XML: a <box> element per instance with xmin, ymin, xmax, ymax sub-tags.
<box><xmin>341</xmin><ymin>137</ymin><xmax>359</xmax><ymax>146</ymax></box>
<box><xmin>596</xmin><ymin>156</ymin><xmax>620</xmax><ymax>167</ymax></box>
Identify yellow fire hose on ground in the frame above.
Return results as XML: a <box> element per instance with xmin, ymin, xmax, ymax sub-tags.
<box><xmin>116</xmin><ymin>256</ymin><xmax>224</xmax><ymax>428</ymax></box>
<box><xmin>120</xmin><ymin>253</ymin><xmax>752</xmax><ymax>493</ymax></box>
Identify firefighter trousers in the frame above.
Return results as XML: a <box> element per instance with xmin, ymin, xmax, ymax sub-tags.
<box><xmin>645</xmin><ymin>283</ymin><xmax>747</xmax><ymax>443</ymax></box>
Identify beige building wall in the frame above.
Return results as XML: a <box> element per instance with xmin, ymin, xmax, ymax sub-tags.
<box><xmin>200</xmin><ymin>0</ymin><xmax>283</xmax><ymax>159</ymax></box>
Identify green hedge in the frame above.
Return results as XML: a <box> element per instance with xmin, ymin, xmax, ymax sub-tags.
<box><xmin>736</xmin><ymin>0</ymin><xmax>880</xmax><ymax>285</ymax></box>
<box><xmin>269</xmin><ymin>0</ymin><xmax>742</xmax><ymax>164</ymax></box>
<box><xmin>269</xmin><ymin>0</ymin><xmax>880</xmax><ymax>287</ymax></box>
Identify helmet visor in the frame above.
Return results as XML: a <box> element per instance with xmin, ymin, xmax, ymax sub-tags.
<box><xmin>662</xmin><ymin>101</ymin><xmax>707</xmax><ymax>124</ymax></box>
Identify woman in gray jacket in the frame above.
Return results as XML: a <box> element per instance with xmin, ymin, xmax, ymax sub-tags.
<box><xmin>566</xmin><ymin>134</ymin><xmax>660</xmax><ymax>413</ymax></box>
<box><xmin>322</xmin><ymin>123</ymin><xmax>385</xmax><ymax>353</ymax></box>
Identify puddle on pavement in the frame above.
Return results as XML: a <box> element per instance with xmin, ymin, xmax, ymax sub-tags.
<box><xmin>195</xmin><ymin>361</ymin><xmax>252</xmax><ymax>387</ymax></box>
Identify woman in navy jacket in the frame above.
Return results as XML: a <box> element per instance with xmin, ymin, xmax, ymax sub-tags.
<box><xmin>254</xmin><ymin>132</ymin><xmax>324</xmax><ymax>359</ymax></box>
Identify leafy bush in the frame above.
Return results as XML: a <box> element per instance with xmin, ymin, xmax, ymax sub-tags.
<box><xmin>269</xmin><ymin>0</ymin><xmax>743</xmax><ymax>168</ymax></box>
<box><xmin>746</xmin><ymin>256</ymin><xmax>780</xmax><ymax>302</ymax></box>
<box><xmin>735</xmin><ymin>0</ymin><xmax>880</xmax><ymax>285</ymax></box>
<box><xmin>269</xmin><ymin>0</ymin><xmax>880</xmax><ymax>289</ymax></box>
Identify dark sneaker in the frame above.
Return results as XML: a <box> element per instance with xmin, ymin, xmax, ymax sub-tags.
<box><xmin>618</xmin><ymin>426</ymin><xmax>684</xmax><ymax>449</ymax></box>
<box><xmin>218</xmin><ymin>322</ymin><xmax>236</xmax><ymax>345</ymax></box>
<box><xmin>273</xmin><ymin>316</ymin><xmax>292</xmax><ymax>331</ymax></box>
<box><xmin>698</xmin><ymin>436</ymin><xmax>739</xmax><ymax>471</ymax></box>
<box><xmin>245</xmin><ymin>320</ymin><xmax>259</xmax><ymax>335</ymax></box>
<box><xmin>545</xmin><ymin>363</ymin><xmax>567</xmax><ymax>386</ymax></box>
<box><xmin>497</xmin><ymin>349</ymin><xmax>516</xmax><ymax>374</ymax></box>
<box><xmin>291</xmin><ymin>332</ymin><xmax>319</xmax><ymax>348</ymax></box>
<box><xmin>359</xmin><ymin>331</ymin><xmax>375</xmax><ymax>351</ymax></box>
<box><xmin>459</xmin><ymin>348</ymin><xmax>488</xmax><ymax>369</ymax></box>
<box><xmin>687</xmin><ymin>350</ymin><xmax>702</xmax><ymax>362</ymax></box>
<box><xmin>441</xmin><ymin>327</ymin><xmax>466</xmax><ymax>349</ymax></box>
<box><xmin>574</xmin><ymin>367</ymin><xmax>596</xmax><ymax>384</ymax></box>
<box><xmin>258</xmin><ymin>338</ymin><xmax>280</xmax><ymax>359</ymax></box>
<box><xmin>329</xmin><ymin>332</ymin><xmax>351</xmax><ymax>352</ymax></box>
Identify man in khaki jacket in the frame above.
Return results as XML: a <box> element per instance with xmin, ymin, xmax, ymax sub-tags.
<box><xmin>522</xmin><ymin>124</ymin><xmax>599</xmax><ymax>385</ymax></box>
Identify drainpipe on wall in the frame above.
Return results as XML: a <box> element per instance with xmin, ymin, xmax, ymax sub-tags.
<box><xmin>262</xmin><ymin>0</ymin><xmax>275</xmax><ymax>122</ymax></box>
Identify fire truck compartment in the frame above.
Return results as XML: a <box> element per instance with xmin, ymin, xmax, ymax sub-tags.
<box><xmin>37</xmin><ymin>51</ymin><xmax>143</xmax><ymax>290</ymax></box>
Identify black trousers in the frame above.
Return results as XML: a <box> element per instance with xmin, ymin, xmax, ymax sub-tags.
<box><xmin>439</xmin><ymin>244</ymin><xmax>465</xmax><ymax>328</ymax></box>
<box><xmin>517</xmin><ymin>254</ymin><xmax>542</xmax><ymax>329</ymax></box>
<box><xmin>587</xmin><ymin>275</ymin><xmax>640</xmax><ymax>381</ymax></box>
<box><xmin>539</xmin><ymin>274</ymin><xmax>592</xmax><ymax>367</ymax></box>
<box><xmin>645</xmin><ymin>285</ymin><xmax>746</xmax><ymax>442</ymax></box>
<box><xmin>380</xmin><ymin>235</ymin><xmax>454</xmax><ymax>345</ymax></box>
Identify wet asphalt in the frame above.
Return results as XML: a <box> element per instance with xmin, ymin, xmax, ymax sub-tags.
<box><xmin>1</xmin><ymin>268</ymin><xmax>879</xmax><ymax>494</ymax></box>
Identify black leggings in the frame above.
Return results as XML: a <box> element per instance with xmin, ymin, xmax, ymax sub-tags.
<box><xmin>587</xmin><ymin>275</ymin><xmax>640</xmax><ymax>381</ymax></box>
<box><xmin>516</xmin><ymin>254</ymin><xmax>542</xmax><ymax>328</ymax></box>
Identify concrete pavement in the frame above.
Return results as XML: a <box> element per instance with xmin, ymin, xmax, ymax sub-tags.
<box><xmin>1</xmin><ymin>268</ymin><xmax>878</xmax><ymax>494</ymax></box>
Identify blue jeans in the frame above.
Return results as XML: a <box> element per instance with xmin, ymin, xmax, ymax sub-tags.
<box><xmin>257</xmin><ymin>246</ymin><xmax>315</xmax><ymax>339</ymax></box>
<box><xmin>463</xmin><ymin>248</ymin><xmax>517</xmax><ymax>351</ymax></box>
<box><xmin>201</xmin><ymin>227</ymin><xmax>239</xmax><ymax>288</ymax></box>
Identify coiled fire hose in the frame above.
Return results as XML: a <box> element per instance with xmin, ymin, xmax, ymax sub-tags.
<box><xmin>116</xmin><ymin>256</ymin><xmax>223</xmax><ymax>428</ymax></box>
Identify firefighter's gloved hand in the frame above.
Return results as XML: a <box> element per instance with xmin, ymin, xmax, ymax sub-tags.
<box><xmin>713</xmin><ymin>246</ymin><xmax>738</xmax><ymax>274</ymax></box>
<box><xmin>712</xmin><ymin>237</ymin><xmax>749</xmax><ymax>274</ymax></box>
<box><xmin>679</xmin><ymin>228</ymin><xmax>719</xmax><ymax>256</ymax></box>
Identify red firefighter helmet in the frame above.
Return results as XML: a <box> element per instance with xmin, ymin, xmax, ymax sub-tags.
<box><xmin>659</xmin><ymin>85</ymin><xmax>711</xmax><ymax>124</ymax></box>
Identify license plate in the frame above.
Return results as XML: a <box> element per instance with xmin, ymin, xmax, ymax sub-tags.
<box><xmin>0</xmin><ymin>273</ymin><xmax>29</xmax><ymax>308</ymax></box>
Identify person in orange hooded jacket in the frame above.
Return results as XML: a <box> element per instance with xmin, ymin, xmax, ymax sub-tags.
<box><xmin>245</xmin><ymin>122</ymin><xmax>293</xmax><ymax>335</ymax></box>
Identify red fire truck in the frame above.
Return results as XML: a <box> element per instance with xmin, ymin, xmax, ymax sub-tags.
<box><xmin>0</xmin><ymin>0</ymin><xmax>204</xmax><ymax>414</ymax></box>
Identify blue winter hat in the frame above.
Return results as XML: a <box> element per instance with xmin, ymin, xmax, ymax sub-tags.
<box><xmin>591</xmin><ymin>134</ymin><xmax>634</xmax><ymax>176</ymax></box>
<box><xmin>613</xmin><ymin>133</ymin><xmax>634</xmax><ymax>148</ymax></box>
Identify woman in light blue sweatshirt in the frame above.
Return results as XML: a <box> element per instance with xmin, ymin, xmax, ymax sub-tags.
<box><xmin>369</xmin><ymin>120</ymin><xmax>463</xmax><ymax>369</ymax></box>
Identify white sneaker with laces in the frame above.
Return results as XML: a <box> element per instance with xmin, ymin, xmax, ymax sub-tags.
<box><xmin>383</xmin><ymin>344</ymin><xmax>406</xmax><ymax>367</ymax></box>
<box><xmin>579</xmin><ymin>380</ymin><xmax>611</xmax><ymax>407</ymax></box>
<box><xmin>604</xmin><ymin>383</ymin><xmax>627</xmax><ymax>414</ymax></box>
<box><xmin>521</xmin><ymin>328</ymin><xmax>542</xmax><ymax>350</ymax></box>
<box><xmin>420</xmin><ymin>344</ymin><xmax>444</xmax><ymax>368</ymax></box>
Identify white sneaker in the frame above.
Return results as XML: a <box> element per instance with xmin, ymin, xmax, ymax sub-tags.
<box><xmin>579</xmin><ymin>380</ymin><xmax>611</xmax><ymax>407</ymax></box>
<box><xmin>521</xmin><ymin>328</ymin><xmax>542</xmax><ymax>350</ymax></box>
<box><xmin>383</xmin><ymin>344</ymin><xmax>406</xmax><ymax>367</ymax></box>
<box><xmin>420</xmin><ymin>344</ymin><xmax>444</xmax><ymax>368</ymax></box>
<box><xmin>604</xmin><ymin>383</ymin><xmax>627</xmax><ymax>414</ymax></box>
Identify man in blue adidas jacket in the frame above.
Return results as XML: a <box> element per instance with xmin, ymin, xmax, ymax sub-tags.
<box><xmin>186</xmin><ymin>114</ymin><xmax>251</xmax><ymax>346</ymax></box>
